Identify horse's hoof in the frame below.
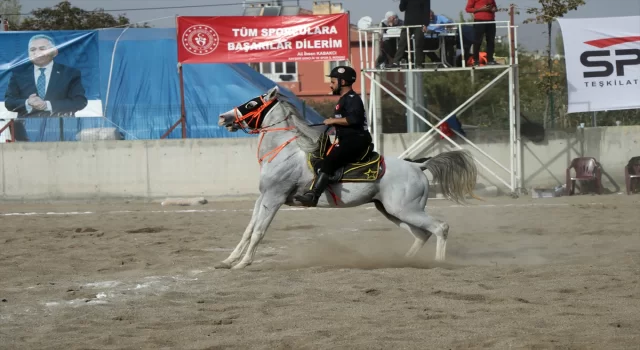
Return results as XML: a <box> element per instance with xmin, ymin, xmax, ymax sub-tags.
<box><xmin>231</xmin><ymin>262</ymin><xmax>250</xmax><ymax>270</ymax></box>
<box><xmin>214</xmin><ymin>261</ymin><xmax>232</xmax><ymax>269</ymax></box>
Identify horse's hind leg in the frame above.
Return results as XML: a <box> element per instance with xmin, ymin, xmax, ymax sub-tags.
<box><xmin>215</xmin><ymin>194</ymin><xmax>263</xmax><ymax>269</ymax></box>
<box><xmin>232</xmin><ymin>193</ymin><xmax>285</xmax><ymax>269</ymax></box>
<box><xmin>373</xmin><ymin>200</ymin><xmax>432</xmax><ymax>258</ymax></box>
<box><xmin>395</xmin><ymin>210</ymin><xmax>449</xmax><ymax>261</ymax></box>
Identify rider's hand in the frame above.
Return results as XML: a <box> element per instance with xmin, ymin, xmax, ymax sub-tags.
<box><xmin>323</xmin><ymin>118</ymin><xmax>333</xmax><ymax>125</ymax></box>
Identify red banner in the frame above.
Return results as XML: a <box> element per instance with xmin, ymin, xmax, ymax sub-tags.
<box><xmin>176</xmin><ymin>14</ymin><xmax>350</xmax><ymax>64</ymax></box>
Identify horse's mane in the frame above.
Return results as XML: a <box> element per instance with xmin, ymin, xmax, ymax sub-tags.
<box><xmin>276</xmin><ymin>93</ymin><xmax>323</xmax><ymax>153</ymax></box>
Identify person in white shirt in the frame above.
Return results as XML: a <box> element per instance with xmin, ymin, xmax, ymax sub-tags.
<box><xmin>376</xmin><ymin>11</ymin><xmax>404</xmax><ymax>67</ymax></box>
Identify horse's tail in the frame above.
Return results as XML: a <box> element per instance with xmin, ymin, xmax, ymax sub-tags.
<box><xmin>417</xmin><ymin>150</ymin><xmax>483</xmax><ymax>203</ymax></box>
<box><xmin>404</xmin><ymin>157</ymin><xmax>432</xmax><ymax>165</ymax></box>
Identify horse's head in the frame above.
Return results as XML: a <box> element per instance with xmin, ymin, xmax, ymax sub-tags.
<box><xmin>218</xmin><ymin>85</ymin><xmax>280</xmax><ymax>133</ymax></box>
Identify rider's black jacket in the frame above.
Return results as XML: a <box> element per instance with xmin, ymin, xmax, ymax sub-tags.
<box><xmin>333</xmin><ymin>89</ymin><xmax>370</xmax><ymax>139</ymax></box>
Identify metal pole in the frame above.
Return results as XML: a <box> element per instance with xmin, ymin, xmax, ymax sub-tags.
<box><xmin>179</xmin><ymin>64</ymin><xmax>187</xmax><ymax>138</ymax></box>
<box><xmin>346</xmin><ymin>11</ymin><xmax>352</xmax><ymax>64</ymax></box>
<box><xmin>358</xmin><ymin>30</ymin><xmax>371</xmax><ymax>127</ymax></box>
<box><xmin>509</xmin><ymin>5</ymin><xmax>516</xmax><ymax>64</ymax></box>
<box><xmin>363</xmin><ymin>29</ymin><xmax>371</xmax><ymax>131</ymax></box>
<box><xmin>369</xmin><ymin>71</ymin><xmax>377</xmax><ymax>152</ymax></box>
<box><xmin>368</xmin><ymin>76</ymin><xmax>375</xmax><ymax>124</ymax></box>
<box><xmin>508</xmin><ymin>5</ymin><xmax>516</xmax><ymax>192</ymax></box>
<box><xmin>177</xmin><ymin>16</ymin><xmax>187</xmax><ymax>139</ymax></box>
<box><xmin>414</xmin><ymin>72</ymin><xmax>426</xmax><ymax>132</ymax></box>
<box><xmin>458</xmin><ymin>23</ymin><xmax>466</xmax><ymax>68</ymax></box>
<box><xmin>374</xmin><ymin>71</ymin><xmax>382</xmax><ymax>152</ymax></box>
<box><xmin>509</xmin><ymin>62</ymin><xmax>516</xmax><ymax>192</ymax></box>
<box><xmin>513</xmin><ymin>17</ymin><xmax>523</xmax><ymax>192</ymax></box>
<box><xmin>405</xmin><ymin>71</ymin><xmax>414</xmax><ymax>132</ymax></box>
<box><xmin>406</xmin><ymin>25</ymin><xmax>414</xmax><ymax>70</ymax></box>
<box><xmin>370</xmin><ymin>32</ymin><xmax>382</xmax><ymax>152</ymax></box>
<box><xmin>359</xmin><ymin>31</ymin><xmax>370</xmax><ymax>134</ymax></box>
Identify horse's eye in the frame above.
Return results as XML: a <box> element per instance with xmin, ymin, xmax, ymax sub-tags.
<box><xmin>245</xmin><ymin>101</ymin><xmax>258</xmax><ymax>109</ymax></box>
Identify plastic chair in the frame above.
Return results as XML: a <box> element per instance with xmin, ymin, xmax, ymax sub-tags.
<box><xmin>406</xmin><ymin>34</ymin><xmax>444</xmax><ymax>67</ymax></box>
<box><xmin>422</xmin><ymin>32</ymin><xmax>443</xmax><ymax>63</ymax></box>
<box><xmin>624</xmin><ymin>156</ymin><xmax>640</xmax><ymax>195</ymax></box>
<box><xmin>565</xmin><ymin>157</ymin><xmax>603</xmax><ymax>195</ymax></box>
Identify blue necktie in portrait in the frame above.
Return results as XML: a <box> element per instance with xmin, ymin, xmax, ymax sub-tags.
<box><xmin>37</xmin><ymin>68</ymin><xmax>46</xmax><ymax>98</ymax></box>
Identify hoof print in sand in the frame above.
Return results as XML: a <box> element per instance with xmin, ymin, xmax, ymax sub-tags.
<box><xmin>432</xmin><ymin>290</ymin><xmax>487</xmax><ymax>302</ymax></box>
<box><xmin>214</xmin><ymin>318</ymin><xmax>233</xmax><ymax>325</ymax></box>
<box><xmin>75</xmin><ymin>227</ymin><xmax>98</xmax><ymax>233</ymax></box>
<box><xmin>126</xmin><ymin>227</ymin><xmax>165</xmax><ymax>234</ymax></box>
<box><xmin>514</xmin><ymin>297</ymin><xmax>531</xmax><ymax>304</ymax></box>
<box><xmin>364</xmin><ymin>288</ymin><xmax>381</xmax><ymax>296</ymax></box>
<box><xmin>556</xmin><ymin>288</ymin><xmax>577</xmax><ymax>294</ymax></box>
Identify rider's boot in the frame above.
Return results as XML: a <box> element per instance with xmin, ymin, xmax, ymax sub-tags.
<box><xmin>295</xmin><ymin>172</ymin><xmax>330</xmax><ymax>207</ymax></box>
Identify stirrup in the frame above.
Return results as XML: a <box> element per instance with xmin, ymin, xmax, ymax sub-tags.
<box><xmin>294</xmin><ymin>192</ymin><xmax>319</xmax><ymax>207</ymax></box>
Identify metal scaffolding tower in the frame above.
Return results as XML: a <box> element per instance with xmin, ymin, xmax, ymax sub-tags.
<box><xmin>356</xmin><ymin>8</ymin><xmax>523</xmax><ymax>196</ymax></box>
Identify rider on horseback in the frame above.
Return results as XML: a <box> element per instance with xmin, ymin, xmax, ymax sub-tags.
<box><xmin>295</xmin><ymin>65</ymin><xmax>373</xmax><ymax>207</ymax></box>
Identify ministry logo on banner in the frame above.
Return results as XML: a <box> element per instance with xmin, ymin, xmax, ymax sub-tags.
<box><xmin>558</xmin><ymin>16</ymin><xmax>640</xmax><ymax>113</ymax></box>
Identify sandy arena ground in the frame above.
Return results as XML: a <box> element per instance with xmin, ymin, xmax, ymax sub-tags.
<box><xmin>1</xmin><ymin>194</ymin><xmax>640</xmax><ymax>349</ymax></box>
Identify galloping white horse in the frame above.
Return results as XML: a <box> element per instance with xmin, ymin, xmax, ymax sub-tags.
<box><xmin>216</xmin><ymin>86</ymin><xmax>478</xmax><ymax>269</ymax></box>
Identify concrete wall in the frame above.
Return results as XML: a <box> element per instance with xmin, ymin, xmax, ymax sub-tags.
<box><xmin>1</xmin><ymin>126</ymin><xmax>639</xmax><ymax>200</ymax></box>
<box><xmin>0</xmin><ymin>138</ymin><xmax>262</xmax><ymax>201</ymax></box>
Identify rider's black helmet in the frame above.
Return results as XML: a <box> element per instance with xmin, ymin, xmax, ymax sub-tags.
<box><xmin>327</xmin><ymin>65</ymin><xmax>357</xmax><ymax>85</ymax></box>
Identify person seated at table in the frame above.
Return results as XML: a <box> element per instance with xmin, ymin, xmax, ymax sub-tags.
<box><xmin>424</xmin><ymin>10</ymin><xmax>454</xmax><ymax>64</ymax></box>
<box><xmin>426</xmin><ymin>11</ymin><xmax>454</xmax><ymax>34</ymax></box>
<box><xmin>376</xmin><ymin>11</ymin><xmax>404</xmax><ymax>68</ymax></box>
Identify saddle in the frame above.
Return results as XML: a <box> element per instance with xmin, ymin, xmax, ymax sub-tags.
<box><xmin>306</xmin><ymin>132</ymin><xmax>386</xmax><ymax>183</ymax></box>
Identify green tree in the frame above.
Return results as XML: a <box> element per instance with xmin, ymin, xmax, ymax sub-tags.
<box><xmin>524</xmin><ymin>0</ymin><xmax>585</xmax><ymax>128</ymax></box>
<box><xmin>17</xmin><ymin>1</ymin><xmax>149</xmax><ymax>30</ymax></box>
<box><xmin>0</xmin><ymin>0</ymin><xmax>21</xmax><ymax>29</ymax></box>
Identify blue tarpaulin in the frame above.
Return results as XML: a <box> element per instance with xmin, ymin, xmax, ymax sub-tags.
<box><xmin>1</xmin><ymin>28</ymin><xmax>324</xmax><ymax>141</ymax></box>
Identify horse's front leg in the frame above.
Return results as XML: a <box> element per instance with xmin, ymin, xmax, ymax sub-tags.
<box><xmin>215</xmin><ymin>194</ymin><xmax>263</xmax><ymax>269</ymax></box>
<box><xmin>232</xmin><ymin>192</ymin><xmax>285</xmax><ymax>269</ymax></box>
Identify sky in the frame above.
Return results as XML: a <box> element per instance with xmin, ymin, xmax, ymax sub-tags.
<box><xmin>13</xmin><ymin>0</ymin><xmax>640</xmax><ymax>53</ymax></box>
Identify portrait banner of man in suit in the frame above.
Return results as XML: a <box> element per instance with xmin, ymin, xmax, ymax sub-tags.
<box><xmin>0</xmin><ymin>31</ymin><xmax>103</xmax><ymax>141</ymax></box>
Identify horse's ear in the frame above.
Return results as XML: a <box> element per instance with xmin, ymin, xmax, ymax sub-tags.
<box><xmin>265</xmin><ymin>85</ymin><xmax>279</xmax><ymax>101</ymax></box>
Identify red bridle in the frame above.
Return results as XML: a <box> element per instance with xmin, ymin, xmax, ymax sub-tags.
<box><xmin>231</xmin><ymin>96</ymin><xmax>297</xmax><ymax>165</ymax></box>
<box><xmin>233</xmin><ymin>96</ymin><xmax>277</xmax><ymax>133</ymax></box>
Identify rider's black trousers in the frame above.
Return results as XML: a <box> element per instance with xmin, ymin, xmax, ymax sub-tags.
<box><xmin>320</xmin><ymin>132</ymin><xmax>372</xmax><ymax>175</ymax></box>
